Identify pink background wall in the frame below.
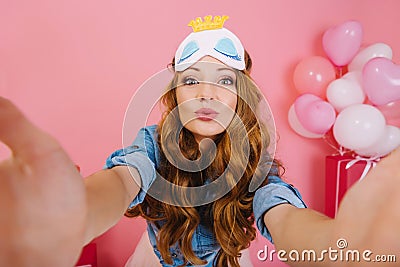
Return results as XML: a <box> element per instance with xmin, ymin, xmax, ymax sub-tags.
<box><xmin>1</xmin><ymin>0</ymin><xmax>399</xmax><ymax>266</ymax></box>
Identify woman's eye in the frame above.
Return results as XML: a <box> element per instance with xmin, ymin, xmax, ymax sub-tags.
<box><xmin>184</xmin><ymin>78</ymin><xmax>199</xmax><ymax>86</ymax></box>
<box><xmin>219</xmin><ymin>78</ymin><xmax>234</xmax><ymax>85</ymax></box>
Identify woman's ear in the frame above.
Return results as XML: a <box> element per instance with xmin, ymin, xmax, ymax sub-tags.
<box><xmin>244</xmin><ymin>50</ymin><xmax>252</xmax><ymax>73</ymax></box>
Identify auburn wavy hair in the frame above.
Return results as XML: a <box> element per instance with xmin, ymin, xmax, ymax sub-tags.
<box><xmin>125</xmin><ymin>51</ymin><xmax>283</xmax><ymax>267</ymax></box>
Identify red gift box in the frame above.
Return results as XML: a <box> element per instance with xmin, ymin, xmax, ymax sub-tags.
<box><xmin>75</xmin><ymin>243</ymin><xmax>97</xmax><ymax>267</ymax></box>
<box><xmin>325</xmin><ymin>155</ymin><xmax>372</xmax><ymax>218</ymax></box>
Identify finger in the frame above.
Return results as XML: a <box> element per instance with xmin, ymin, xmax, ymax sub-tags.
<box><xmin>382</xmin><ymin>146</ymin><xmax>400</xmax><ymax>164</ymax></box>
<box><xmin>373</xmin><ymin>146</ymin><xmax>400</xmax><ymax>175</ymax></box>
<box><xmin>0</xmin><ymin>97</ymin><xmax>61</xmax><ymax>161</ymax></box>
<box><xmin>358</xmin><ymin>146</ymin><xmax>400</xmax><ymax>193</ymax></box>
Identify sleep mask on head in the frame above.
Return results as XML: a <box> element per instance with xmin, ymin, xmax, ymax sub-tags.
<box><xmin>174</xmin><ymin>15</ymin><xmax>245</xmax><ymax>71</ymax></box>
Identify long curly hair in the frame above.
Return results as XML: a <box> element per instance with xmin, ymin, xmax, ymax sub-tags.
<box><xmin>125</xmin><ymin>51</ymin><xmax>283</xmax><ymax>267</ymax></box>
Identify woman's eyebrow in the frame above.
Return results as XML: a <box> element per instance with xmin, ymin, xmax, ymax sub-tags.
<box><xmin>217</xmin><ymin>68</ymin><xmax>236</xmax><ymax>78</ymax></box>
<box><xmin>217</xmin><ymin>67</ymin><xmax>235</xmax><ymax>73</ymax></box>
<box><xmin>184</xmin><ymin>67</ymin><xmax>201</xmax><ymax>72</ymax></box>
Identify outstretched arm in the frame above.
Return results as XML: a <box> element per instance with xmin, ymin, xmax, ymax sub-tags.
<box><xmin>84</xmin><ymin>165</ymin><xmax>140</xmax><ymax>244</ymax></box>
<box><xmin>264</xmin><ymin>204</ymin><xmax>334</xmax><ymax>266</ymax></box>
<box><xmin>0</xmin><ymin>97</ymin><xmax>140</xmax><ymax>267</ymax></box>
<box><xmin>264</xmin><ymin>147</ymin><xmax>400</xmax><ymax>266</ymax></box>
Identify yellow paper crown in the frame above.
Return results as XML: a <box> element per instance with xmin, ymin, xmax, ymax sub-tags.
<box><xmin>188</xmin><ymin>15</ymin><xmax>229</xmax><ymax>32</ymax></box>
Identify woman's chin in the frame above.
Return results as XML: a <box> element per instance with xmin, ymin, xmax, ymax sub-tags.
<box><xmin>185</xmin><ymin>119</ymin><xmax>226</xmax><ymax>142</ymax></box>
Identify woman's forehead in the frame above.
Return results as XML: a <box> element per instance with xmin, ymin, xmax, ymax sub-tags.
<box><xmin>182</xmin><ymin>56</ymin><xmax>236</xmax><ymax>74</ymax></box>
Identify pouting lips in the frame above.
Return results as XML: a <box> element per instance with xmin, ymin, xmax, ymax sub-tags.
<box><xmin>195</xmin><ymin>108</ymin><xmax>218</xmax><ymax>120</ymax></box>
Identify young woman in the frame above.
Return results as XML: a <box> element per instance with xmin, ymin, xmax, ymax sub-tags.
<box><xmin>0</xmin><ymin>16</ymin><xmax>399</xmax><ymax>267</ymax></box>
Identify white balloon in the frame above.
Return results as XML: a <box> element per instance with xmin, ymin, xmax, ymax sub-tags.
<box><xmin>356</xmin><ymin>125</ymin><xmax>400</xmax><ymax>157</ymax></box>
<box><xmin>326</xmin><ymin>71</ymin><xmax>365</xmax><ymax>112</ymax></box>
<box><xmin>288</xmin><ymin>104</ymin><xmax>324</xmax><ymax>138</ymax></box>
<box><xmin>348</xmin><ymin>42</ymin><xmax>393</xmax><ymax>72</ymax></box>
<box><xmin>333</xmin><ymin>104</ymin><xmax>386</xmax><ymax>150</ymax></box>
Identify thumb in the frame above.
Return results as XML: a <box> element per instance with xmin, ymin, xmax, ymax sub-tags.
<box><xmin>0</xmin><ymin>97</ymin><xmax>61</xmax><ymax>162</ymax></box>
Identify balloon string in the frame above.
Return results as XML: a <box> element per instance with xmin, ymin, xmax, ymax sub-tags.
<box><xmin>322</xmin><ymin>132</ymin><xmax>349</xmax><ymax>156</ymax></box>
<box><xmin>336</xmin><ymin>66</ymin><xmax>343</xmax><ymax>78</ymax></box>
<box><xmin>322</xmin><ymin>134</ymin><xmax>339</xmax><ymax>153</ymax></box>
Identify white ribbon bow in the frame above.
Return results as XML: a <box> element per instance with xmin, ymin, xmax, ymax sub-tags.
<box><xmin>345</xmin><ymin>155</ymin><xmax>381</xmax><ymax>181</ymax></box>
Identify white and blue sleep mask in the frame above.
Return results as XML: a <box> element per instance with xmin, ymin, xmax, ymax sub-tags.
<box><xmin>174</xmin><ymin>16</ymin><xmax>245</xmax><ymax>71</ymax></box>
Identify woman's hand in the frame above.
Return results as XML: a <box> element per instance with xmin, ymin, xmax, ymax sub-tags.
<box><xmin>333</xmin><ymin>147</ymin><xmax>400</xmax><ymax>266</ymax></box>
<box><xmin>0</xmin><ymin>97</ymin><xmax>87</xmax><ymax>267</ymax></box>
<box><xmin>264</xmin><ymin>146</ymin><xmax>400</xmax><ymax>267</ymax></box>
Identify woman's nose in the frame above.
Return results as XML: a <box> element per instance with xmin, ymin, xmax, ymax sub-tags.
<box><xmin>197</xmin><ymin>82</ymin><xmax>216</xmax><ymax>100</ymax></box>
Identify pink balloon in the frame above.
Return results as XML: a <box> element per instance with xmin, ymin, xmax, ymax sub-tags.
<box><xmin>363</xmin><ymin>57</ymin><xmax>400</xmax><ymax>106</ymax></box>
<box><xmin>288</xmin><ymin>104</ymin><xmax>324</xmax><ymax>139</ymax></box>
<box><xmin>293</xmin><ymin>56</ymin><xmax>336</xmax><ymax>98</ymax></box>
<box><xmin>294</xmin><ymin>94</ymin><xmax>336</xmax><ymax>135</ymax></box>
<box><xmin>322</xmin><ymin>20</ymin><xmax>363</xmax><ymax>66</ymax></box>
<box><xmin>348</xmin><ymin>42</ymin><xmax>393</xmax><ymax>72</ymax></box>
<box><xmin>377</xmin><ymin>100</ymin><xmax>400</xmax><ymax>127</ymax></box>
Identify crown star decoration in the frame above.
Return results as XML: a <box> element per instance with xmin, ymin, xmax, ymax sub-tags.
<box><xmin>188</xmin><ymin>15</ymin><xmax>229</xmax><ymax>32</ymax></box>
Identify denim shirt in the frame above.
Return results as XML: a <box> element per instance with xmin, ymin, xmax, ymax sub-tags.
<box><xmin>104</xmin><ymin>125</ymin><xmax>307</xmax><ymax>266</ymax></box>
